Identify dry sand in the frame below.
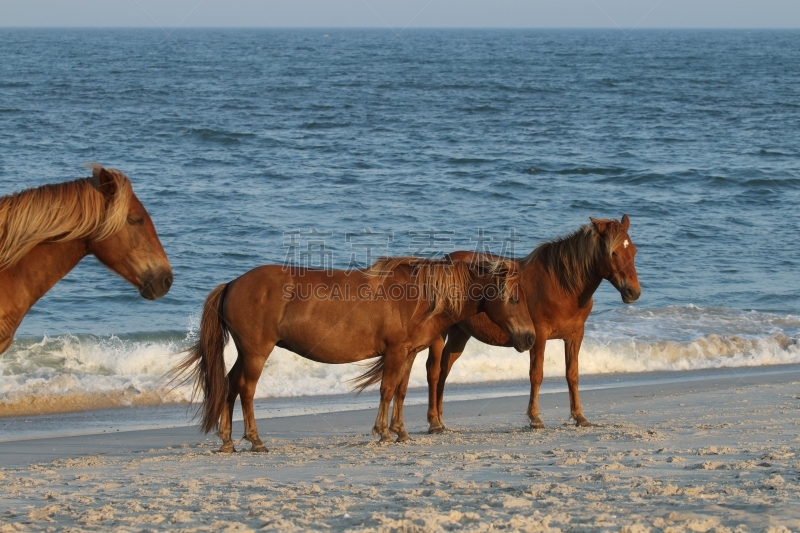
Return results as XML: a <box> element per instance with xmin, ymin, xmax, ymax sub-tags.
<box><xmin>1</xmin><ymin>369</ymin><xmax>799</xmax><ymax>532</ymax></box>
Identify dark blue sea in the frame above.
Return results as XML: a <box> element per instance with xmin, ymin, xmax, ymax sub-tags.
<box><xmin>1</xmin><ymin>29</ymin><xmax>799</xmax><ymax>428</ymax></box>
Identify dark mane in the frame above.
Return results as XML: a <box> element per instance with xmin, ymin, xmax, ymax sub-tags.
<box><xmin>520</xmin><ymin>220</ymin><xmax>625</xmax><ymax>295</ymax></box>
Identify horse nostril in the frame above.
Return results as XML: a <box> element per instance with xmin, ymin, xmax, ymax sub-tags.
<box><xmin>624</xmin><ymin>287</ymin><xmax>640</xmax><ymax>302</ymax></box>
<box><xmin>526</xmin><ymin>335</ymin><xmax>535</xmax><ymax>349</ymax></box>
<box><xmin>163</xmin><ymin>274</ymin><xmax>173</xmax><ymax>289</ymax></box>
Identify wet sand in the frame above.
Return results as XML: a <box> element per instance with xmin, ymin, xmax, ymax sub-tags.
<box><xmin>1</xmin><ymin>368</ymin><xmax>799</xmax><ymax>531</ymax></box>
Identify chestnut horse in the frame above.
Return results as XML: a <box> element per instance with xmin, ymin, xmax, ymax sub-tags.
<box><xmin>427</xmin><ymin>215</ymin><xmax>640</xmax><ymax>432</ymax></box>
<box><xmin>172</xmin><ymin>256</ymin><xmax>536</xmax><ymax>452</ymax></box>
<box><xmin>0</xmin><ymin>165</ymin><xmax>173</xmax><ymax>353</ymax></box>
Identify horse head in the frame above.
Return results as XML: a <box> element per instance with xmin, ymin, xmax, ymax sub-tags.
<box><xmin>591</xmin><ymin>214</ymin><xmax>640</xmax><ymax>304</ymax></box>
<box><xmin>473</xmin><ymin>259</ymin><xmax>536</xmax><ymax>352</ymax></box>
<box><xmin>85</xmin><ymin>165</ymin><xmax>173</xmax><ymax>300</ymax></box>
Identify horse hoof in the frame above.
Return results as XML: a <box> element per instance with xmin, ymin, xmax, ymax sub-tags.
<box><xmin>428</xmin><ymin>426</ymin><xmax>444</xmax><ymax>435</ymax></box>
<box><xmin>251</xmin><ymin>444</ymin><xmax>268</xmax><ymax>453</ymax></box>
<box><xmin>219</xmin><ymin>443</ymin><xmax>235</xmax><ymax>453</ymax></box>
<box><xmin>529</xmin><ymin>417</ymin><xmax>545</xmax><ymax>429</ymax></box>
<box><xmin>395</xmin><ymin>433</ymin><xmax>412</xmax><ymax>443</ymax></box>
<box><xmin>575</xmin><ymin>417</ymin><xmax>592</xmax><ymax>427</ymax></box>
<box><xmin>379</xmin><ymin>434</ymin><xmax>394</xmax><ymax>444</ymax></box>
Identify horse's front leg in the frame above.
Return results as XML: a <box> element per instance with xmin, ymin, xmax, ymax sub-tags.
<box><xmin>0</xmin><ymin>335</ymin><xmax>11</xmax><ymax>355</ymax></box>
<box><xmin>565</xmin><ymin>330</ymin><xmax>591</xmax><ymax>427</ymax></box>
<box><xmin>527</xmin><ymin>337</ymin><xmax>547</xmax><ymax>429</ymax></box>
<box><xmin>390</xmin><ymin>354</ymin><xmax>416</xmax><ymax>442</ymax></box>
<box><xmin>0</xmin><ymin>311</ymin><xmax>22</xmax><ymax>355</ymax></box>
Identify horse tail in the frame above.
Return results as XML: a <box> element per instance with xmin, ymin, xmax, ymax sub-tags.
<box><xmin>351</xmin><ymin>356</ymin><xmax>385</xmax><ymax>394</ymax></box>
<box><xmin>170</xmin><ymin>283</ymin><xmax>230</xmax><ymax>434</ymax></box>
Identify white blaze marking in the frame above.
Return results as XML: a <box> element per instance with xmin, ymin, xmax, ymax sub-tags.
<box><xmin>623</xmin><ymin>239</ymin><xmax>629</xmax><ymax>248</ymax></box>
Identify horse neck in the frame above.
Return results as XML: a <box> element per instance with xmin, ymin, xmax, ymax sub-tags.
<box><xmin>440</xmin><ymin>273</ymin><xmax>491</xmax><ymax>327</ymax></box>
<box><xmin>574</xmin><ymin>246</ymin><xmax>605</xmax><ymax>308</ymax></box>
<box><xmin>0</xmin><ymin>238</ymin><xmax>88</xmax><ymax>326</ymax></box>
<box><xmin>523</xmin><ymin>246</ymin><xmax>604</xmax><ymax>309</ymax></box>
<box><xmin>575</xmin><ymin>270</ymin><xmax>603</xmax><ymax>309</ymax></box>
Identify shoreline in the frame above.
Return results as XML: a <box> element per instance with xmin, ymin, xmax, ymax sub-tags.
<box><xmin>1</xmin><ymin>364</ymin><xmax>798</xmax><ymax>464</ymax></box>
<box><xmin>1</xmin><ymin>364</ymin><xmax>798</xmax><ymax>445</ymax></box>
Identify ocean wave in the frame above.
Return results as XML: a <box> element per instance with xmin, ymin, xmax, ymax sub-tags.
<box><xmin>554</xmin><ymin>166</ymin><xmax>627</xmax><ymax>176</ymax></box>
<box><xmin>180</xmin><ymin>127</ymin><xmax>256</xmax><ymax>145</ymax></box>
<box><xmin>1</xmin><ymin>307</ymin><xmax>798</xmax><ymax>417</ymax></box>
<box><xmin>0</xmin><ymin>333</ymin><xmax>187</xmax><ymax>417</ymax></box>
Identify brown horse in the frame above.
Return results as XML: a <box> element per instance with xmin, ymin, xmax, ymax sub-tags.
<box><xmin>0</xmin><ymin>165</ymin><xmax>173</xmax><ymax>353</ymax></box>
<box><xmin>172</xmin><ymin>256</ymin><xmax>536</xmax><ymax>452</ymax></box>
<box><xmin>427</xmin><ymin>215</ymin><xmax>640</xmax><ymax>432</ymax></box>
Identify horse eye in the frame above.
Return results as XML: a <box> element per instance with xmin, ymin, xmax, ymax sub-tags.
<box><xmin>127</xmin><ymin>216</ymin><xmax>144</xmax><ymax>225</ymax></box>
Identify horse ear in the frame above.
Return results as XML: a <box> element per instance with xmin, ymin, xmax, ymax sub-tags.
<box><xmin>84</xmin><ymin>163</ymin><xmax>118</xmax><ymax>199</ymax></box>
<box><xmin>621</xmin><ymin>214</ymin><xmax>630</xmax><ymax>231</ymax></box>
<box><xmin>589</xmin><ymin>217</ymin><xmax>609</xmax><ymax>234</ymax></box>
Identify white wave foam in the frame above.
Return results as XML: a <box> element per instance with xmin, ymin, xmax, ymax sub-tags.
<box><xmin>1</xmin><ymin>306</ymin><xmax>798</xmax><ymax>416</ymax></box>
<box><xmin>0</xmin><ymin>334</ymin><xmax>185</xmax><ymax>415</ymax></box>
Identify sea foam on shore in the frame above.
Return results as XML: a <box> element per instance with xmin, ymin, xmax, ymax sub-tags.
<box><xmin>1</xmin><ymin>306</ymin><xmax>798</xmax><ymax>417</ymax></box>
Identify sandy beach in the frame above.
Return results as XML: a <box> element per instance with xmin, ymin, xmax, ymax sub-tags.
<box><xmin>0</xmin><ymin>367</ymin><xmax>798</xmax><ymax>531</ymax></box>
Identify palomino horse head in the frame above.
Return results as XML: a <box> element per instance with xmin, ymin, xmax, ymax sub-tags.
<box><xmin>474</xmin><ymin>260</ymin><xmax>536</xmax><ymax>352</ymax></box>
<box><xmin>86</xmin><ymin>165</ymin><xmax>173</xmax><ymax>300</ymax></box>
<box><xmin>590</xmin><ymin>214</ymin><xmax>640</xmax><ymax>304</ymax></box>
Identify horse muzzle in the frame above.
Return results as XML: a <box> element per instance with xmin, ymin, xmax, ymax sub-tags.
<box><xmin>621</xmin><ymin>286</ymin><xmax>641</xmax><ymax>304</ymax></box>
<box><xmin>139</xmin><ymin>269</ymin><xmax>173</xmax><ymax>300</ymax></box>
<box><xmin>512</xmin><ymin>332</ymin><xmax>536</xmax><ymax>353</ymax></box>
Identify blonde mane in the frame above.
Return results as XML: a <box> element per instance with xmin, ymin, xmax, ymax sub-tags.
<box><xmin>352</xmin><ymin>255</ymin><xmax>520</xmax><ymax>393</ymax></box>
<box><xmin>0</xmin><ymin>167</ymin><xmax>133</xmax><ymax>270</ymax></box>
<box><xmin>520</xmin><ymin>219</ymin><xmax>625</xmax><ymax>295</ymax></box>
<box><xmin>366</xmin><ymin>255</ymin><xmax>520</xmax><ymax>317</ymax></box>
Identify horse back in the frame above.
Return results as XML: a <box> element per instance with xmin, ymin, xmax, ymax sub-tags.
<box><xmin>450</xmin><ymin>253</ymin><xmax>593</xmax><ymax>347</ymax></box>
<box><xmin>223</xmin><ymin>265</ymin><xmax>422</xmax><ymax>363</ymax></box>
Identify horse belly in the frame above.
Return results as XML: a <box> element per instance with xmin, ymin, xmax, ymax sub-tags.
<box><xmin>278</xmin><ymin>299</ymin><xmax>389</xmax><ymax>364</ymax></box>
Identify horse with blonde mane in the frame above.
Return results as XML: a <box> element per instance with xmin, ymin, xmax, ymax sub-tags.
<box><xmin>0</xmin><ymin>165</ymin><xmax>173</xmax><ymax>353</ymax></box>
<box><xmin>427</xmin><ymin>215</ymin><xmax>641</xmax><ymax>433</ymax></box>
<box><xmin>171</xmin><ymin>255</ymin><xmax>536</xmax><ymax>452</ymax></box>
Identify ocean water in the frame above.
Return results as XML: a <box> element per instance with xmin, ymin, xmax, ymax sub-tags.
<box><xmin>1</xmin><ymin>29</ymin><xmax>799</xmax><ymax>424</ymax></box>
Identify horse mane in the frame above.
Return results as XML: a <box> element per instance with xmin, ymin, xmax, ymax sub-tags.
<box><xmin>352</xmin><ymin>255</ymin><xmax>519</xmax><ymax>394</ymax></box>
<box><xmin>520</xmin><ymin>219</ymin><xmax>625</xmax><ymax>295</ymax></box>
<box><xmin>0</xmin><ymin>166</ymin><xmax>133</xmax><ymax>270</ymax></box>
<box><xmin>366</xmin><ymin>255</ymin><xmax>519</xmax><ymax>317</ymax></box>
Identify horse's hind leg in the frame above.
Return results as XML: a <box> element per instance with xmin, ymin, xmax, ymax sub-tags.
<box><xmin>219</xmin><ymin>356</ymin><xmax>243</xmax><ymax>453</ymax></box>
<box><xmin>432</xmin><ymin>327</ymin><xmax>470</xmax><ymax>433</ymax></box>
<box><xmin>390</xmin><ymin>354</ymin><xmax>416</xmax><ymax>443</ymax></box>
<box><xmin>425</xmin><ymin>335</ymin><xmax>445</xmax><ymax>433</ymax></box>
<box><xmin>372</xmin><ymin>350</ymin><xmax>406</xmax><ymax>443</ymax></box>
<box><xmin>239</xmin><ymin>344</ymin><xmax>273</xmax><ymax>452</ymax></box>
